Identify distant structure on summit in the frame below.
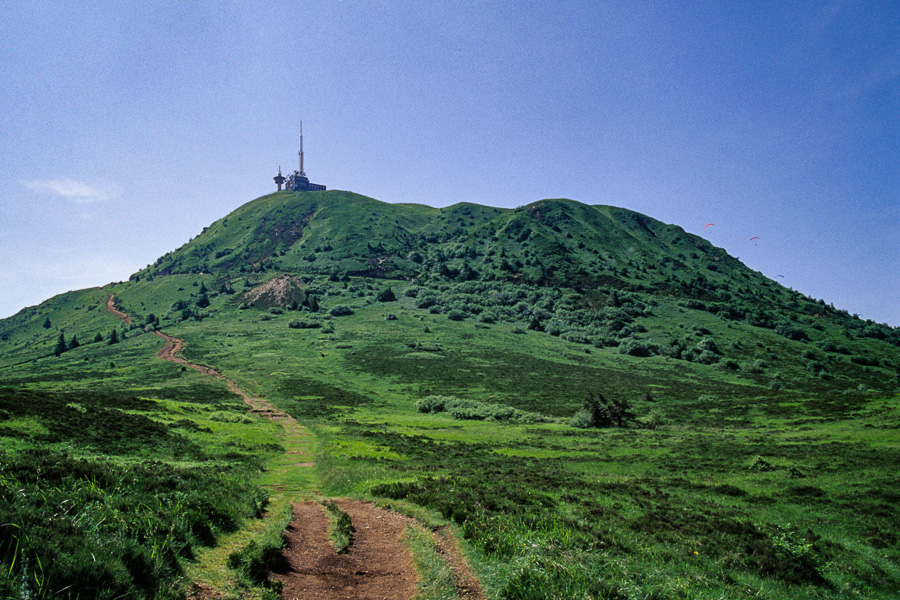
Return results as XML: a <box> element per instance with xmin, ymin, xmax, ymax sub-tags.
<box><xmin>274</xmin><ymin>121</ymin><xmax>326</xmax><ymax>192</ymax></box>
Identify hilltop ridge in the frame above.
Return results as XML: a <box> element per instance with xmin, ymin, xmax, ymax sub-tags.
<box><xmin>142</xmin><ymin>191</ymin><xmax>768</xmax><ymax>298</ymax></box>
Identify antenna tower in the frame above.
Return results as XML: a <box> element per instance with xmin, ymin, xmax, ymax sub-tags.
<box><xmin>298</xmin><ymin>121</ymin><xmax>305</xmax><ymax>176</ymax></box>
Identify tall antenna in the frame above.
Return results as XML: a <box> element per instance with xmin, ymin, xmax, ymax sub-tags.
<box><xmin>298</xmin><ymin>121</ymin><xmax>305</xmax><ymax>176</ymax></box>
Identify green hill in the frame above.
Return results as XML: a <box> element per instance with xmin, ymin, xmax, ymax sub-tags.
<box><xmin>1</xmin><ymin>190</ymin><xmax>898</xmax><ymax>599</ymax></box>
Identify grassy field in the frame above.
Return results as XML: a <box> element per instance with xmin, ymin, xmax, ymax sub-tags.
<box><xmin>2</xmin><ymin>269</ymin><xmax>895</xmax><ymax>599</ymax></box>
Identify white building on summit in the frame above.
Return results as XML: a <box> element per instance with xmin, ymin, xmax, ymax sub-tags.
<box><xmin>274</xmin><ymin>122</ymin><xmax>326</xmax><ymax>192</ymax></box>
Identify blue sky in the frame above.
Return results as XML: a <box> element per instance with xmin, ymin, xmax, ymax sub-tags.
<box><xmin>1</xmin><ymin>1</ymin><xmax>897</xmax><ymax>324</ymax></box>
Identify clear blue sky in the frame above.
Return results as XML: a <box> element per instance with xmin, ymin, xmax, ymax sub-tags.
<box><xmin>1</xmin><ymin>1</ymin><xmax>897</xmax><ymax>324</ymax></box>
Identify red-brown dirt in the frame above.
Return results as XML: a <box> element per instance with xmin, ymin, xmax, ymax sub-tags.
<box><xmin>274</xmin><ymin>500</ymin><xmax>419</xmax><ymax>600</ymax></box>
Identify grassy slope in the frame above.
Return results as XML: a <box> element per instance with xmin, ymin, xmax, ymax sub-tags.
<box><xmin>1</xmin><ymin>190</ymin><xmax>898</xmax><ymax>599</ymax></box>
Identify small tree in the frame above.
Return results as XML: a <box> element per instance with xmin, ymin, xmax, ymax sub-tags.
<box><xmin>376</xmin><ymin>287</ymin><xmax>396</xmax><ymax>302</ymax></box>
<box><xmin>68</xmin><ymin>335</ymin><xmax>80</xmax><ymax>350</ymax></box>
<box><xmin>108</xmin><ymin>329</ymin><xmax>119</xmax><ymax>345</ymax></box>
<box><xmin>43</xmin><ymin>317</ymin><xmax>52</xmax><ymax>329</ymax></box>
<box><xmin>570</xmin><ymin>392</ymin><xmax>636</xmax><ymax>428</ymax></box>
<box><xmin>54</xmin><ymin>333</ymin><xmax>67</xmax><ymax>356</ymax></box>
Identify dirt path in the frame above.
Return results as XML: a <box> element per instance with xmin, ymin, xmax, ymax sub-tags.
<box><xmin>274</xmin><ymin>500</ymin><xmax>419</xmax><ymax>599</ymax></box>
<box><xmin>106</xmin><ymin>294</ymin><xmax>483</xmax><ymax>600</ymax></box>
<box><xmin>105</xmin><ymin>293</ymin><xmax>132</xmax><ymax>324</ymax></box>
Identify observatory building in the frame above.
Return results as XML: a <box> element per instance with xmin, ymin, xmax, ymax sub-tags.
<box><xmin>275</xmin><ymin>122</ymin><xmax>326</xmax><ymax>192</ymax></box>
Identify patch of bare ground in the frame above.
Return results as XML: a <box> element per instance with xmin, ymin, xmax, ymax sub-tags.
<box><xmin>242</xmin><ymin>274</ymin><xmax>306</xmax><ymax>308</ymax></box>
<box><xmin>186</xmin><ymin>582</ymin><xmax>221</xmax><ymax>600</ymax></box>
<box><xmin>274</xmin><ymin>500</ymin><xmax>419</xmax><ymax>600</ymax></box>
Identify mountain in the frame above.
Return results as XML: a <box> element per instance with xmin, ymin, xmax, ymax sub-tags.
<box><xmin>143</xmin><ymin>190</ymin><xmax>759</xmax><ymax>291</ymax></box>
<box><xmin>1</xmin><ymin>190</ymin><xmax>898</xmax><ymax>599</ymax></box>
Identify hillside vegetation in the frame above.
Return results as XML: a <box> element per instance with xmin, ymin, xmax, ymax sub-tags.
<box><xmin>1</xmin><ymin>190</ymin><xmax>897</xmax><ymax>599</ymax></box>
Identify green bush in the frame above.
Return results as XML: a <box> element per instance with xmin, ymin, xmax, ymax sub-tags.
<box><xmin>695</xmin><ymin>349</ymin><xmax>720</xmax><ymax>365</ymax></box>
<box><xmin>416</xmin><ymin>395</ymin><xmax>545</xmax><ymax>423</ymax></box>
<box><xmin>376</xmin><ymin>287</ymin><xmax>396</xmax><ymax>302</ymax></box>
<box><xmin>617</xmin><ymin>338</ymin><xmax>654</xmax><ymax>357</ymax></box>
<box><xmin>775</xmin><ymin>322</ymin><xmax>810</xmax><ymax>341</ymax></box>
<box><xmin>288</xmin><ymin>319</ymin><xmax>322</xmax><ymax>329</ymax></box>
<box><xmin>329</xmin><ymin>304</ymin><xmax>354</xmax><ymax>316</ymax></box>
<box><xmin>416</xmin><ymin>395</ymin><xmax>453</xmax><ymax>413</ymax></box>
<box><xmin>806</xmin><ymin>360</ymin><xmax>828</xmax><ymax>377</ymax></box>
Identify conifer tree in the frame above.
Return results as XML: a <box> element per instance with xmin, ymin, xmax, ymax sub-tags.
<box><xmin>68</xmin><ymin>335</ymin><xmax>79</xmax><ymax>350</ymax></box>
<box><xmin>108</xmin><ymin>329</ymin><xmax>119</xmax><ymax>345</ymax></box>
<box><xmin>54</xmin><ymin>333</ymin><xmax>67</xmax><ymax>356</ymax></box>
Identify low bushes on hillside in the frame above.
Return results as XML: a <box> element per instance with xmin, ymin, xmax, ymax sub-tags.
<box><xmin>415</xmin><ymin>395</ymin><xmax>548</xmax><ymax>424</ymax></box>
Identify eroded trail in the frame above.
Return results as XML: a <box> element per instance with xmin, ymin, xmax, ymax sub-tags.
<box><xmin>106</xmin><ymin>294</ymin><xmax>482</xmax><ymax>600</ymax></box>
<box><xmin>275</xmin><ymin>500</ymin><xmax>419</xmax><ymax>599</ymax></box>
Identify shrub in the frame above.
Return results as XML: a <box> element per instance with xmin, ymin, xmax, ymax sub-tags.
<box><xmin>569</xmin><ymin>393</ymin><xmax>635</xmax><ymax>428</ymax></box>
<box><xmin>806</xmin><ymin>360</ymin><xmax>828</xmax><ymax>377</ymax></box>
<box><xmin>416</xmin><ymin>395</ymin><xmax>545</xmax><ymax>423</ymax></box>
<box><xmin>749</xmin><ymin>456</ymin><xmax>776</xmax><ymax>472</ymax></box>
<box><xmin>329</xmin><ymin>304</ymin><xmax>354</xmax><ymax>317</ymax></box>
<box><xmin>447</xmin><ymin>309</ymin><xmax>466</xmax><ymax>321</ymax></box>
<box><xmin>618</xmin><ymin>338</ymin><xmax>653</xmax><ymax>357</ymax></box>
<box><xmin>696</xmin><ymin>337</ymin><xmax>721</xmax><ymax>354</ymax></box>
<box><xmin>376</xmin><ymin>287</ymin><xmax>396</xmax><ymax>302</ymax></box>
<box><xmin>288</xmin><ymin>319</ymin><xmax>322</xmax><ymax>329</ymax></box>
<box><xmin>695</xmin><ymin>349</ymin><xmax>720</xmax><ymax>365</ymax></box>
<box><xmin>416</xmin><ymin>395</ymin><xmax>453</xmax><ymax>413</ymax></box>
<box><xmin>775</xmin><ymin>322</ymin><xmax>809</xmax><ymax>341</ymax></box>
<box><xmin>635</xmin><ymin>411</ymin><xmax>663</xmax><ymax>430</ymax></box>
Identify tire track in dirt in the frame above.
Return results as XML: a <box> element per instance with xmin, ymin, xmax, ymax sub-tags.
<box><xmin>106</xmin><ymin>294</ymin><xmax>483</xmax><ymax>600</ymax></box>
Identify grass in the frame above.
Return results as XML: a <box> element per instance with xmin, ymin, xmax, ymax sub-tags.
<box><xmin>321</xmin><ymin>501</ymin><xmax>354</xmax><ymax>553</ymax></box>
<box><xmin>404</xmin><ymin>525</ymin><xmax>458</xmax><ymax>600</ymax></box>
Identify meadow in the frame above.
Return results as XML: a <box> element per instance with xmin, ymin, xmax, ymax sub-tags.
<box><xmin>0</xmin><ymin>265</ymin><xmax>897</xmax><ymax>599</ymax></box>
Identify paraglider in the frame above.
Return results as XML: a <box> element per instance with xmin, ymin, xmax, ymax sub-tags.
<box><xmin>749</xmin><ymin>236</ymin><xmax>760</xmax><ymax>241</ymax></box>
<box><xmin>704</xmin><ymin>223</ymin><xmax>714</xmax><ymax>229</ymax></box>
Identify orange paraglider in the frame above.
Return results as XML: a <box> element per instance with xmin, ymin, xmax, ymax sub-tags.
<box><xmin>749</xmin><ymin>236</ymin><xmax>760</xmax><ymax>241</ymax></box>
<box><xmin>704</xmin><ymin>223</ymin><xmax>714</xmax><ymax>229</ymax></box>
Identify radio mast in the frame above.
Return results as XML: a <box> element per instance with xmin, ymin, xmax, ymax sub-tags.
<box><xmin>298</xmin><ymin>121</ymin><xmax>305</xmax><ymax>176</ymax></box>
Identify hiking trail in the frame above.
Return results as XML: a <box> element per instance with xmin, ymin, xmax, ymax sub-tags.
<box><xmin>105</xmin><ymin>293</ymin><xmax>485</xmax><ymax>600</ymax></box>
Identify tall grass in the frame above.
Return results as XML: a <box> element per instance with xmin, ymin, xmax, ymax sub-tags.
<box><xmin>0</xmin><ymin>449</ymin><xmax>267</xmax><ymax>600</ymax></box>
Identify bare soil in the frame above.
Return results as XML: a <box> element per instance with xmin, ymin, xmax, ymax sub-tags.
<box><xmin>274</xmin><ymin>500</ymin><xmax>419</xmax><ymax>600</ymax></box>
<box><xmin>107</xmin><ymin>295</ymin><xmax>484</xmax><ymax>600</ymax></box>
